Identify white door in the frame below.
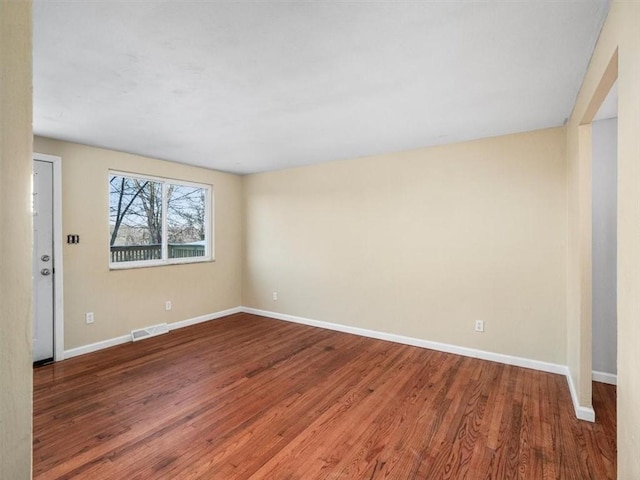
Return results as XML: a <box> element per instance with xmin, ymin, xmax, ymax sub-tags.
<box><xmin>33</xmin><ymin>160</ymin><xmax>54</xmax><ymax>363</ymax></box>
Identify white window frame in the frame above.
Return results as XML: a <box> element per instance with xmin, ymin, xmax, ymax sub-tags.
<box><xmin>109</xmin><ymin>170</ymin><xmax>214</xmax><ymax>269</ymax></box>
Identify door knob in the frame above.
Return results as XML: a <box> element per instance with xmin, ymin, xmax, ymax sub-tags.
<box><xmin>40</xmin><ymin>268</ymin><xmax>51</xmax><ymax>276</ymax></box>
<box><xmin>41</xmin><ymin>254</ymin><xmax>50</xmax><ymax>262</ymax></box>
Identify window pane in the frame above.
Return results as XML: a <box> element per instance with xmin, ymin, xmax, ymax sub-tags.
<box><xmin>109</xmin><ymin>175</ymin><xmax>163</xmax><ymax>263</ymax></box>
<box><xmin>167</xmin><ymin>184</ymin><xmax>207</xmax><ymax>259</ymax></box>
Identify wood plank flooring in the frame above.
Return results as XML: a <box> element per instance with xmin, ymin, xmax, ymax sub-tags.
<box><xmin>33</xmin><ymin>313</ymin><xmax>616</xmax><ymax>479</ymax></box>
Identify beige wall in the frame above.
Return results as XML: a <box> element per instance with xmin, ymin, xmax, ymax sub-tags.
<box><xmin>566</xmin><ymin>1</ymin><xmax>640</xmax><ymax>477</ymax></box>
<box><xmin>34</xmin><ymin>137</ymin><xmax>243</xmax><ymax>350</ymax></box>
<box><xmin>243</xmin><ymin>128</ymin><xmax>567</xmax><ymax>364</ymax></box>
<box><xmin>0</xmin><ymin>1</ymin><xmax>33</xmax><ymax>478</ymax></box>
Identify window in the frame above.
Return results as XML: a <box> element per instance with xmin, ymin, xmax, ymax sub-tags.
<box><xmin>109</xmin><ymin>172</ymin><xmax>212</xmax><ymax>268</ymax></box>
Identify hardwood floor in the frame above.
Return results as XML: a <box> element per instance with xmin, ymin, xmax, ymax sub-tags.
<box><xmin>33</xmin><ymin>313</ymin><xmax>616</xmax><ymax>479</ymax></box>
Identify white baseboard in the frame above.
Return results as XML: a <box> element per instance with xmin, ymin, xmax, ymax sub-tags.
<box><xmin>592</xmin><ymin>370</ymin><xmax>617</xmax><ymax>385</ymax></box>
<box><xmin>241</xmin><ymin>307</ymin><xmax>566</xmax><ymax>374</ymax></box>
<box><xmin>63</xmin><ymin>307</ymin><xmax>243</xmax><ymax>360</ymax></box>
<box><xmin>565</xmin><ymin>369</ymin><xmax>596</xmax><ymax>422</ymax></box>
<box><xmin>168</xmin><ymin>306</ymin><xmax>243</xmax><ymax>330</ymax></box>
<box><xmin>64</xmin><ymin>334</ymin><xmax>131</xmax><ymax>359</ymax></box>
<box><xmin>62</xmin><ymin>305</ymin><xmax>597</xmax><ymax>423</ymax></box>
<box><xmin>241</xmin><ymin>306</ymin><xmax>596</xmax><ymax>423</ymax></box>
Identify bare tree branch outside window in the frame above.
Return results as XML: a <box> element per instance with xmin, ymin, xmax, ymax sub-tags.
<box><xmin>109</xmin><ymin>173</ymin><xmax>209</xmax><ymax>265</ymax></box>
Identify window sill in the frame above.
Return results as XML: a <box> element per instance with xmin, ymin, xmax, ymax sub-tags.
<box><xmin>109</xmin><ymin>257</ymin><xmax>214</xmax><ymax>270</ymax></box>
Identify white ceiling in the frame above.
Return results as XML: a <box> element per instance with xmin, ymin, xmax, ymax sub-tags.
<box><xmin>33</xmin><ymin>1</ymin><xmax>610</xmax><ymax>175</ymax></box>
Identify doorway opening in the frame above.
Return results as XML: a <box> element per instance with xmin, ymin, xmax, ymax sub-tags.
<box><xmin>577</xmin><ymin>48</ymin><xmax>618</xmax><ymax>425</ymax></box>
<box><xmin>591</xmin><ymin>81</ymin><xmax>618</xmax><ymax>388</ymax></box>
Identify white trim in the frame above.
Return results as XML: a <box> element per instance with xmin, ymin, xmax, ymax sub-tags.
<box><xmin>241</xmin><ymin>307</ymin><xmax>597</xmax><ymax>422</ymax></box>
<box><xmin>168</xmin><ymin>307</ymin><xmax>242</xmax><ymax>330</ymax></box>
<box><xmin>208</xmin><ymin>183</ymin><xmax>215</xmax><ymax>261</ymax></box>
<box><xmin>109</xmin><ymin>169</ymin><xmax>210</xmax><ymax>189</ymax></box>
<box><xmin>107</xmin><ymin>170</ymin><xmax>213</xmax><ymax>269</ymax></box>
<box><xmin>34</xmin><ymin>153</ymin><xmax>65</xmax><ymax>362</ymax></box>
<box><xmin>565</xmin><ymin>369</ymin><xmax>596</xmax><ymax>421</ymax></box>
<box><xmin>242</xmin><ymin>307</ymin><xmax>566</xmax><ymax>374</ymax></box>
<box><xmin>63</xmin><ymin>307</ymin><xmax>243</xmax><ymax>359</ymax></box>
<box><xmin>592</xmin><ymin>370</ymin><xmax>617</xmax><ymax>385</ymax></box>
<box><xmin>64</xmin><ymin>334</ymin><xmax>131</xmax><ymax>359</ymax></box>
<box><xmin>60</xmin><ymin>304</ymin><xmax>598</xmax><ymax>423</ymax></box>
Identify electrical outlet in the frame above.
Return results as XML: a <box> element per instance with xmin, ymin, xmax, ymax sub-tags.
<box><xmin>165</xmin><ymin>301</ymin><xmax>172</xmax><ymax>311</ymax></box>
<box><xmin>475</xmin><ymin>320</ymin><xmax>484</xmax><ymax>332</ymax></box>
<box><xmin>272</xmin><ymin>291</ymin><xmax>278</xmax><ymax>301</ymax></box>
<box><xmin>85</xmin><ymin>312</ymin><xmax>94</xmax><ymax>324</ymax></box>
